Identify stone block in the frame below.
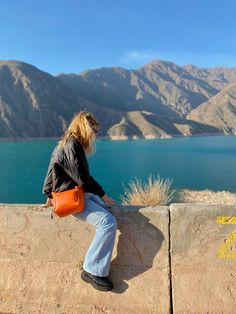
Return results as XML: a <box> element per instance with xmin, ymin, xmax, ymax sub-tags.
<box><xmin>0</xmin><ymin>204</ymin><xmax>170</xmax><ymax>314</ymax></box>
<box><xmin>170</xmin><ymin>203</ymin><xmax>236</xmax><ymax>314</ymax></box>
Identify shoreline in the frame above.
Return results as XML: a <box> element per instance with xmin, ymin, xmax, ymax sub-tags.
<box><xmin>0</xmin><ymin>132</ymin><xmax>234</xmax><ymax>143</ymax></box>
<box><xmin>1</xmin><ymin>188</ymin><xmax>236</xmax><ymax>205</ymax></box>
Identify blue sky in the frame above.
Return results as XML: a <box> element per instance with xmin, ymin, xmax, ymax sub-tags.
<box><xmin>0</xmin><ymin>0</ymin><xmax>235</xmax><ymax>74</ymax></box>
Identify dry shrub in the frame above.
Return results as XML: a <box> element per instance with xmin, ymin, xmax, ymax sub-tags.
<box><xmin>120</xmin><ymin>174</ymin><xmax>175</xmax><ymax>206</ymax></box>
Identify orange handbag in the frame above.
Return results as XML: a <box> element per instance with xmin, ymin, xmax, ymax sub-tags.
<box><xmin>51</xmin><ymin>185</ymin><xmax>85</xmax><ymax>218</ymax></box>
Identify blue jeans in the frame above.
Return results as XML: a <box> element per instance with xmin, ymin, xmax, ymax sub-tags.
<box><xmin>73</xmin><ymin>192</ymin><xmax>117</xmax><ymax>277</ymax></box>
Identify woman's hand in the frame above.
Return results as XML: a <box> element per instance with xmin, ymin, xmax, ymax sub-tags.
<box><xmin>102</xmin><ymin>194</ymin><xmax>116</xmax><ymax>205</ymax></box>
<box><xmin>42</xmin><ymin>198</ymin><xmax>53</xmax><ymax>208</ymax></box>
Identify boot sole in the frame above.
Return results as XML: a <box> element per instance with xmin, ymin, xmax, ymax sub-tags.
<box><xmin>81</xmin><ymin>272</ymin><xmax>113</xmax><ymax>291</ymax></box>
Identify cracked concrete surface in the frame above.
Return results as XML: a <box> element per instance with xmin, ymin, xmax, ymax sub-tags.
<box><xmin>170</xmin><ymin>203</ymin><xmax>236</xmax><ymax>314</ymax></box>
<box><xmin>0</xmin><ymin>204</ymin><xmax>235</xmax><ymax>313</ymax></box>
<box><xmin>0</xmin><ymin>204</ymin><xmax>170</xmax><ymax>314</ymax></box>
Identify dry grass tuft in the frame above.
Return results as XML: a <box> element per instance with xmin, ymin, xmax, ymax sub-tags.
<box><xmin>120</xmin><ymin>174</ymin><xmax>175</xmax><ymax>206</ymax></box>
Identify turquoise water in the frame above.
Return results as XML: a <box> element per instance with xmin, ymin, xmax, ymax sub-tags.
<box><xmin>0</xmin><ymin>135</ymin><xmax>236</xmax><ymax>204</ymax></box>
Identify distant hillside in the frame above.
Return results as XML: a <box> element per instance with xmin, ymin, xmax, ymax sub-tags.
<box><xmin>106</xmin><ymin>111</ymin><xmax>220</xmax><ymax>139</ymax></box>
<box><xmin>0</xmin><ymin>60</ymin><xmax>128</xmax><ymax>138</ymax></box>
<box><xmin>58</xmin><ymin>60</ymin><xmax>236</xmax><ymax>119</ymax></box>
<box><xmin>0</xmin><ymin>60</ymin><xmax>80</xmax><ymax>137</ymax></box>
<box><xmin>187</xmin><ymin>83</ymin><xmax>236</xmax><ymax>134</ymax></box>
<box><xmin>1</xmin><ymin>59</ymin><xmax>236</xmax><ymax>139</ymax></box>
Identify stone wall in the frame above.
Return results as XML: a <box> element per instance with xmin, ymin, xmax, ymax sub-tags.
<box><xmin>0</xmin><ymin>204</ymin><xmax>235</xmax><ymax>313</ymax></box>
<box><xmin>170</xmin><ymin>203</ymin><xmax>236</xmax><ymax>314</ymax></box>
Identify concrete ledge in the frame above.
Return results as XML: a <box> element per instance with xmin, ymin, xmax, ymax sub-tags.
<box><xmin>0</xmin><ymin>204</ymin><xmax>170</xmax><ymax>314</ymax></box>
<box><xmin>170</xmin><ymin>203</ymin><xmax>236</xmax><ymax>314</ymax></box>
<box><xmin>1</xmin><ymin>203</ymin><xmax>235</xmax><ymax>313</ymax></box>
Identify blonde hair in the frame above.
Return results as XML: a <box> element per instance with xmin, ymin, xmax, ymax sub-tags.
<box><xmin>58</xmin><ymin>111</ymin><xmax>99</xmax><ymax>155</ymax></box>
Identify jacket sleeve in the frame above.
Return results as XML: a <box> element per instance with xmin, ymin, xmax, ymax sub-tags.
<box><xmin>42</xmin><ymin>150</ymin><xmax>56</xmax><ymax>198</ymax></box>
<box><xmin>64</xmin><ymin>140</ymin><xmax>106</xmax><ymax>198</ymax></box>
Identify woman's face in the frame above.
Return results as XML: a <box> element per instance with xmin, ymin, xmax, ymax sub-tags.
<box><xmin>85</xmin><ymin>113</ymin><xmax>99</xmax><ymax>135</ymax></box>
<box><xmin>91</xmin><ymin>124</ymin><xmax>98</xmax><ymax>135</ymax></box>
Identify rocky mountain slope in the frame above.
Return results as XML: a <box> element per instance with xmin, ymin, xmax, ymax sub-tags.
<box><xmin>0</xmin><ymin>60</ymin><xmax>81</xmax><ymax>137</ymax></box>
<box><xmin>0</xmin><ymin>60</ymin><xmax>127</xmax><ymax>138</ymax></box>
<box><xmin>187</xmin><ymin>83</ymin><xmax>236</xmax><ymax>134</ymax></box>
<box><xmin>58</xmin><ymin>60</ymin><xmax>236</xmax><ymax>118</ymax></box>
<box><xmin>1</xmin><ymin>59</ymin><xmax>236</xmax><ymax>139</ymax></box>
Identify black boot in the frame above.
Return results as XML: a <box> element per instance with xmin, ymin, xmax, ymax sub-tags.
<box><xmin>81</xmin><ymin>270</ymin><xmax>113</xmax><ymax>291</ymax></box>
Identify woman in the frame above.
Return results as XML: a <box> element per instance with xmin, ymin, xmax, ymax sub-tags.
<box><xmin>42</xmin><ymin>111</ymin><xmax>117</xmax><ymax>291</ymax></box>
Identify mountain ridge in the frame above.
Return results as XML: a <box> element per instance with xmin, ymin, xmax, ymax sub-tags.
<box><xmin>187</xmin><ymin>82</ymin><xmax>236</xmax><ymax>134</ymax></box>
<box><xmin>1</xmin><ymin>59</ymin><xmax>236</xmax><ymax>139</ymax></box>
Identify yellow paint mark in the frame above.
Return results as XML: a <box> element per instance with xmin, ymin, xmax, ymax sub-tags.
<box><xmin>216</xmin><ymin>216</ymin><xmax>236</xmax><ymax>224</ymax></box>
<box><xmin>216</xmin><ymin>216</ymin><xmax>236</xmax><ymax>259</ymax></box>
<box><xmin>216</xmin><ymin>230</ymin><xmax>236</xmax><ymax>259</ymax></box>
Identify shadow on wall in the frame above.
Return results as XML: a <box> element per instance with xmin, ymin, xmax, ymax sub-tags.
<box><xmin>109</xmin><ymin>206</ymin><xmax>165</xmax><ymax>294</ymax></box>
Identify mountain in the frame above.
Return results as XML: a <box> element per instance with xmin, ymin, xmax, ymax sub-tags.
<box><xmin>58</xmin><ymin>60</ymin><xmax>236</xmax><ymax>119</ymax></box>
<box><xmin>1</xmin><ymin>59</ymin><xmax>236</xmax><ymax>139</ymax></box>
<box><xmin>0</xmin><ymin>60</ymin><xmax>126</xmax><ymax>138</ymax></box>
<box><xmin>0</xmin><ymin>60</ymin><xmax>82</xmax><ymax>137</ymax></box>
<box><xmin>187</xmin><ymin>83</ymin><xmax>236</xmax><ymax>134</ymax></box>
<box><xmin>106</xmin><ymin>111</ymin><xmax>220</xmax><ymax>139</ymax></box>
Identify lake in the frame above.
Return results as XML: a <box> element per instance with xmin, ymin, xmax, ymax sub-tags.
<box><xmin>0</xmin><ymin>135</ymin><xmax>236</xmax><ymax>204</ymax></box>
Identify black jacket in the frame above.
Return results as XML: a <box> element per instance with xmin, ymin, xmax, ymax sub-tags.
<box><xmin>42</xmin><ymin>137</ymin><xmax>105</xmax><ymax>198</ymax></box>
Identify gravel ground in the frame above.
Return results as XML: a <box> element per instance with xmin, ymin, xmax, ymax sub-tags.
<box><xmin>174</xmin><ymin>189</ymin><xmax>236</xmax><ymax>205</ymax></box>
